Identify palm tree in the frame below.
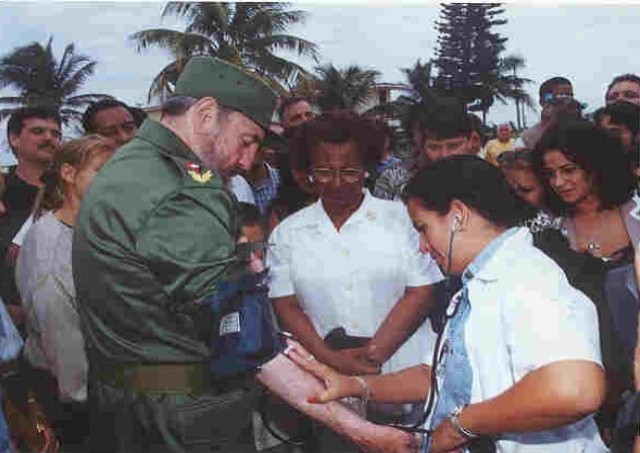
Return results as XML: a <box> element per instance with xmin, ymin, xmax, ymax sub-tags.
<box><xmin>399</xmin><ymin>59</ymin><xmax>438</xmax><ymax>104</ymax></box>
<box><xmin>130</xmin><ymin>2</ymin><xmax>319</xmax><ymax>102</ymax></box>
<box><xmin>0</xmin><ymin>37</ymin><xmax>109</xmax><ymax>124</ymax></box>
<box><xmin>313</xmin><ymin>64</ymin><xmax>380</xmax><ymax>112</ymax></box>
<box><xmin>499</xmin><ymin>54</ymin><xmax>535</xmax><ymax>130</ymax></box>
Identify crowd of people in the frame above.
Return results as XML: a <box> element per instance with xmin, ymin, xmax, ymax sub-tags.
<box><xmin>0</xmin><ymin>54</ymin><xmax>639</xmax><ymax>453</ymax></box>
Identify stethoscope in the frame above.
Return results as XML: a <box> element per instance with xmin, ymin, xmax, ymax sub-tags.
<box><xmin>386</xmin><ymin>218</ymin><xmax>464</xmax><ymax>437</ymax></box>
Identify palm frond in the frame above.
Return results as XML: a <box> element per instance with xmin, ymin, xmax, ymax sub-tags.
<box><xmin>249</xmin><ymin>35</ymin><xmax>319</xmax><ymax>61</ymax></box>
<box><xmin>147</xmin><ymin>60</ymin><xmax>180</xmax><ymax>103</ymax></box>
<box><xmin>58</xmin><ymin>61</ymin><xmax>96</xmax><ymax>98</ymax></box>
<box><xmin>130</xmin><ymin>29</ymin><xmax>212</xmax><ymax>56</ymax></box>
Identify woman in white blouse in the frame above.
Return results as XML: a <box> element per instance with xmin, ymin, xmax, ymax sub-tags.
<box><xmin>277</xmin><ymin>155</ymin><xmax>607</xmax><ymax>453</ymax></box>
<box><xmin>267</xmin><ymin>111</ymin><xmax>443</xmax><ymax>378</ymax></box>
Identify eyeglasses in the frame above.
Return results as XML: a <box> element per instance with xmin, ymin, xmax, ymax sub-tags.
<box><xmin>311</xmin><ymin>167</ymin><xmax>363</xmax><ymax>183</ymax></box>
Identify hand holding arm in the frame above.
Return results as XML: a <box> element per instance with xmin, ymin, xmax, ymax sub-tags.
<box><xmin>256</xmin><ymin>351</ymin><xmax>419</xmax><ymax>453</ymax></box>
<box><xmin>285</xmin><ymin>339</ymin><xmax>430</xmax><ymax>404</ymax></box>
<box><xmin>272</xmin><ymin>296</ymin><xmax>379</xmax><ymax>375</ymax></box>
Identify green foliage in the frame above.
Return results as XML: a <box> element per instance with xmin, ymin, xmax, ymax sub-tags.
<box><xmin>498</xmin><ymin>54</ymin><xmax>535</xmax><ymax>130</ymax></box>
<box><xmin>434</xmin><ymin>3</ymin><xmax>508</xmax><ymax>122</ymax></box>
<box><xmin>313</xmin><ymin>64</ymin><xmax>380</xmax><ymax>111</ymax></box>
<box><xmin>0</xmin><ymin>37</ymin><xmax>109</xmax><ymax>124</ymax></box>
<box><xmin>131</xmin><ymin>2</ymin><xmax>319</xmax><ymax>102</ymax></box>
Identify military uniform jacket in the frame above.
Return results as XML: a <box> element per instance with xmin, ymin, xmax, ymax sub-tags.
<box><xmin>73</xmin><ymin>119</ymin><xmax>239</xmax><ymax>365</ymax></box>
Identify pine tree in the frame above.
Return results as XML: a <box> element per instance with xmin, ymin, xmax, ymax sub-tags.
<box><xmin>434</xmin><ymin>3</ymin><xmax>508</xmax><ymax>123</ymax></box>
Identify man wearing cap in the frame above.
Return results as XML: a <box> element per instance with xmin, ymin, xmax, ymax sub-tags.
<box><xmin>72</xmin><ymin>56</ymin><xmax>278</xmax><ymax>452</ymax></box>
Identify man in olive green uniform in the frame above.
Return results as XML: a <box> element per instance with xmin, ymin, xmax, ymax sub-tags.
<box><xmin>72</xmin><ymin>57</ymin><xmax>278</xmax><ymax>452</ymax></box>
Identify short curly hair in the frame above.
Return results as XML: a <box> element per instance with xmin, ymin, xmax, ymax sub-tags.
<box><xmin>532</xmin><ymin>119</ymin><xmax>637</xmax><ymax>215</ymax></box>
<box><xmin>289</xmin><ymin>111</ymin><xmax>385</xmax><ymax>172</ymax></box>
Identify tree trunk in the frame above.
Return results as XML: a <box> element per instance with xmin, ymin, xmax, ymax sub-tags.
<box><xmin>521</xmin><ymin>102</ymin><xmax>527</xmax><ymax>128</ymax></box>
<box><xmin>515</xmin><ymin>98</ymin><xmax>521</xmax><ymax>130</ymax></box>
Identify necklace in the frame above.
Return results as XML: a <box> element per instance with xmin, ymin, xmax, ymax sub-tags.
<box><xmin>569</xmin><ymin>208</ymin><xmax>622</xmax><ymax>260</ymax></box>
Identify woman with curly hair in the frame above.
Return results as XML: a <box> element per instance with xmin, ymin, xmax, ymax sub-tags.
<box><xmin>532</xmin><ymin>119</ymin><xmax>639</xmax><ymax>440</ymax></box>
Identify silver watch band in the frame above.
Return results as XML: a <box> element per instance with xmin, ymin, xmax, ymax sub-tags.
<box><xmin>449</xmin><ymin>406</ymin><xmax>479</xmax><ymax>440</ymax></box>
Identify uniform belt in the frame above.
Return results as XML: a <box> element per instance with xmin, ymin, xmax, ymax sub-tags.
<box><xmin>95</xmin><ymin>362</ymin><xmax>212</xmax><ymax>394</ymax></box>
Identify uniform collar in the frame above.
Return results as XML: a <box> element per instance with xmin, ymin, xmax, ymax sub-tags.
<box><xmin>310</xmin><ymin>189</ymin><xmax>375</xmax><ymax>230</ymax></box>
<box><xmin>135</xmin><ymin>119</ymin><xmax>203</xmax><ymax>166</ymax></box>
<box><xmin>462</xmin><ymin>227</ymin><xmax>528</xmax><ymax>284</ymax></box>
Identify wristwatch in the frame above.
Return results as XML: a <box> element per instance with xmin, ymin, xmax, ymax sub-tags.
<box><xmin>449</xmin><ymin>406</ymin><xmax>479</xmax><ymax>440</ymax></box>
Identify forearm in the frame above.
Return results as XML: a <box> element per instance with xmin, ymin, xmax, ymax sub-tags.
<box><xmin>368</xmin><ymin>286</ymin><xmax>433</xmax><ymax>364</ymax></box>
<box><xmin>272</xmin><ymin>298</ymin><xmax>334</xmax><ymax>363</ymax></box>
<box><xmin>361</xmin><ymin>365</ymin><xmax>430</xmax><ymax>404</ymax></box>
<box><xmin>460</xmin><ymin>361</ymin><xmax>605</xmax><ymax>436</ymax></box>
<box><xmin>256</xmin><ymin>353</ymin><xmax>417</xmax><ymax>452</ymax></box>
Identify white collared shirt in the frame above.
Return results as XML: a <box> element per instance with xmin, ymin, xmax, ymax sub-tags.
<box><xmin>433</xmin><ymin>228</ymin><xmax>607</xmax><ymax>452</ymax></box>
<box><xmin>267</xmin><ymin>190</ymin><xmax>443</xmax><ymax>373</ymax></box>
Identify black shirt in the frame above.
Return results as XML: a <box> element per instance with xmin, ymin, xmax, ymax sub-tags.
<box><xmin>0</xmin><ymin>168</ymin><xmax>39</xmax><ymax>306</ymax></box>
<box><xmin>0</xmin><ymin>169</ymin><xmax>38</xmax><ymax>255</ymax></box>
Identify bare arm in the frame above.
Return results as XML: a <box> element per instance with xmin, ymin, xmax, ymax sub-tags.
<box><xmin>430</xmin><ymin>360</ymin><xmax>605</xmax><ymax>453</ymax></box>
<box><xmin>461</xmin><ymin>360</ymin><xmax>605</xmax><ymax>435</ymax></box>
<box><xmin>256</xmin><ymin>353</ymin><xmax>418</xmax><ymax>453</ymax></box>
<box><xmin>367</xmin><ymin>285</ymin><xmax>435</xmax><ymax>365</ymax></box>
<box><xmin>272</xmin><ymin>295</ymin><xmax>379</xmax><ymax>375</ymax></box>
<box><xmin>285</xmin><ymin>340</ymin><xmax>430</xmax><ymax>404</ymax></box>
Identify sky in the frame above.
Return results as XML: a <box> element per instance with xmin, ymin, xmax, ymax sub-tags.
<box><xmin>1</xmin><ymin>1</ymin><xmax>639</xmax><ymax>152</ymax></box>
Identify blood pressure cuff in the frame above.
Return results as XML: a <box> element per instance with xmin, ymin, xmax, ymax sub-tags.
<box><xmin>204</xmin><ymin>270</ymin><xmax>285</xmax><ymax>380</ymax></box>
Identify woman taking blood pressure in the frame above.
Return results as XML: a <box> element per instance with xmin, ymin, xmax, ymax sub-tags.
<box><xmin>263</xmin><ymin>155</ymin><xmax>608</xmax><ymax>453</ymax></box>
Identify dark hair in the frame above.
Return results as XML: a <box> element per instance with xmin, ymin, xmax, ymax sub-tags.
<box><xmin>7</xmin><ymin>106</ymin><xmax>61</xmax><ymax>147</ymax></box>
<box><xmin>532</xmin><ymin>119</ymin><xmax>636</xmax><ymax>215</ymax></box>
<box><xmin>129</xmin><ymin>107</ymin><xmax>148</xmax><ymax>128</ymax></box>
<box><xmin>160</xmin><ymin>96</ymin><xmax>198</xmax><ymax>117</ymax></box>
<box><xmin>403</xmin><ymin>155</ymin><xmax>534</xmax><ymax>228</ymax></box>
<box><xmin>278</xmin><ymin>97</ymin><xmax>311</xmax><ymax>122</ymax></box>
<box><xmin>289</xmin><ymin>111</ymin><xmax>384</xmax><ymax>172</ymax></box>
<box><xmin>539</xmin><ymin>77</ymin><xmax>573</xmax><ymax>99</ymax></box>
<box><xmin>35</xmin><ymin>134</ymin><xmax>114</xmax><ymax>219</ymax></box>
<box><xmin>594</xmin><ymin>101</ymin><xmax>640</xmax><ymax>136</ymax></box>
<box><xmin>606</xmin><ymin>73</ymin><xmax>640</xmax><ymax>98</ymax></box>
<box><xmin>237</xmin><ymin>202</ymin><xmax>263</xmax><ymax>229</ymax></box>
<box><xmin>423</xmin><ymin>101</ymin><xmax>472</xmax><ymax>140</ymax></box>
<box><xmin>82</xmin><ymin>98</ymin><xmax>134</xmax><ymax>133</ymax></box>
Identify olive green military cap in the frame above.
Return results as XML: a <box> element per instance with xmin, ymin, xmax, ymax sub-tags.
<box><xmin>175</xmin><ymin>56</ymin><xmax>285</xmax><ymax>151</ymax></box>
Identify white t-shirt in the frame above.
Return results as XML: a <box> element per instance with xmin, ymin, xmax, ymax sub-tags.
<box><xmin>267</xmin><ymin>190</ymin><xmax>443</xmax><ymax>373</ymax></box>
<box><xmin>15</xmin><ymin>212</ymin><xmax>87</xmax><ymax>402</ymax></box>
<box><xmin>432</xmin><ymin>228</ymin><xmax>607</xmax><ymax>452</ymax></box>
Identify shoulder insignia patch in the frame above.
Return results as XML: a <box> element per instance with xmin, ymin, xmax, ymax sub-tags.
<box><xmin>186</xmin><ymin>161</ymin><xmax>213</xmax><ymax>183</ymax></box>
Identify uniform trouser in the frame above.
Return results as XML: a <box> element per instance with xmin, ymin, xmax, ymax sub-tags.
<box><xmin>88</xmin><ymin>379</ymin><xmax>257</xmax><ymax>453</ymax></box>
